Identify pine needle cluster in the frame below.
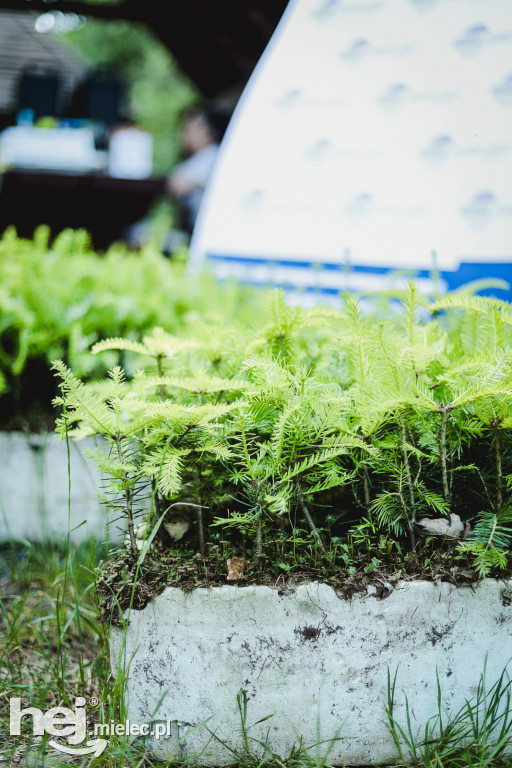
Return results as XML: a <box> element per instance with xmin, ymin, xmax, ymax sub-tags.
<box><xmin>0</xmin><ymin>226</ymin><xmax>265</xmax><ymax>427</ymax></box>
<box><xmin>53</xmin><ymin>284</ymin><xmax>512</xmax><ymax>579</ymax></box>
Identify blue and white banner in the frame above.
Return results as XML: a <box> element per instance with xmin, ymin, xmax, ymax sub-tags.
<box><xmin>191</xmin><ymin>0</ymin><xmax>512</xmax><ymax>302</ymax></box>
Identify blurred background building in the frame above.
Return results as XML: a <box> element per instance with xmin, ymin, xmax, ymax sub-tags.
<box><xmin>0</xmin><ymin>0</ymin><xmax>288</xmax><ymax>248</ymax></box>
<box><xmin>0</xmin><ymin>10</ymin><xmax>88</xmax><ymax>130</ymax></box>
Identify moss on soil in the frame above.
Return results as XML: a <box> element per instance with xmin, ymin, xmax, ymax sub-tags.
<box><xmin>95</xmin><ymin>541</ymin><xmax>507</xmax><ymax>627</ymax></box>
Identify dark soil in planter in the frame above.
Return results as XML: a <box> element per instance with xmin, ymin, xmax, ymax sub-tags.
<box><xmin>95</xmin><ymin>540</ymin><xmax>505</xmax><ymax>627</ymax></box>
<box><xmin>0</xmin><ymin>358</ymin><xmax>57</xmax><ymax>432</ymax></box>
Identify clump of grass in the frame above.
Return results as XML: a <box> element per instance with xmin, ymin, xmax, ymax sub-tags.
<box><xmin>385</xmin><ymin>664</ymin><xmax>512</xmax><ymax>767</ymax></box>
<box><xmin>203</xmin><ymin>689</ymin><xmax>343</xmax><ymax>768</ymax></box>
<box><xmin>0</xmin><ymin>540</ymin><xmax>347</xmax><ymax>767</ymax></box>
<box><xmin>0</xmin><ymin>540</ymin><xmax>150</xmax><ymax>766</ymax></box>
<box><xmin>2</xmin><ymin>540</ymin><xmax>512</xmax><ymax>766</ymax></box>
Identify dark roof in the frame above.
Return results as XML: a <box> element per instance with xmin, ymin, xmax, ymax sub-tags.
<box><xmin>0</xmin><ymin>0</ymin><xmax>289</xmax><ymax>98</ymax></box>
<box><xmin>0</xmin><ymin>9</ymin><xmax>88</xmax><ymax>117</ymax></box>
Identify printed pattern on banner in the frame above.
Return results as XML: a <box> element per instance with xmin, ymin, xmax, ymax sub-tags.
<box><xmin>191</xmin><ymin>0</ymin><xmax>512</xmax><ymax>301</ymax></box>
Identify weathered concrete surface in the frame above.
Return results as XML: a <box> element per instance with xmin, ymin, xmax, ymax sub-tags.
<box><xmin>0</xmin><ymin>432</ymin><xmax>119</xmax><ymax>542</ymax></box>
<box><xmin>110</xmin><ymin>580</ymin><xmax>512</xmax><ymax>764</ymax></box>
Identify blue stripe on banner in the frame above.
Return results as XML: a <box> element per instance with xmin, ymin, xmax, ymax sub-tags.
<box><xmin>443</xmin><ymin>262</ymin><xmax>512</xmax><ymax>294</ymax></box>
<box><xmin>206</xmin><ymin>252</ymin><xmax>432</xmax><ymax>277</ymax></box>
<box><xmin>205</xmin><ymin>253</ymin><xmax>512</xmax><ymax>300</ymax></box>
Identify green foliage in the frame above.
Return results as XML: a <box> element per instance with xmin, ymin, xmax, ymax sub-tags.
<box><xmin>458</xmin><ymin>506</ymin><xmax>512</xmax><ymax>576</ymax></box>
<box><xmin>53</xmin><ymin>281</ymin><xmax>512</xmax><ymax>578</ymax></box>
<box><xmin>0</xmin><ymin>226</ymin><xmax>265</xmax><ymax>428</ymax></box>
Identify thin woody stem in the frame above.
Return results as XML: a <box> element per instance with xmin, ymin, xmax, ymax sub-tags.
<box><xmin>399</xmin><ymin>415</ymin><xmax>417</xmax><ymax>546</ymax></box>
<box><xmin>299</xmin><ymin>497</ymin><xmax>326</xmax><ymax>552</ymax></box>
<box><xmin>156</xmin><ymin>354</ymin><xmax>165</xmax><ymax>400</ymax></box>
<box><xmin>440</xmin><ymin>404</ymin><xmax>451</xmax><ymax>505</ymax></box>
<box><xmin>392</xmin><ymin>491</ymin><xmax>415</xmax><ymax>551</ymax></box>
<box><xmin>363</xmin><ymin>471</ymin><xmax>371</xmax><ymax>509</ymax></box>
<box><xmin>115</xmin><ymin>436</ymin><xmax>137</xmax><ymax>554</ymax></box>
<box><xmin>197</xmin><ymin>503</ymin><xmax>205</xmax><ymax>557</ymax></box>
<box><xmin>254</xmin><ymin>519</ymin><xmax>263</xmax><ymax>565</ymax></box>
<box><xmin>150</xmin><ymin>478</ymin><xmax>163</xmax><ymax>525</ymax></box>
<box><xmin>196</xmin><ymin>468</ymin><xmax>206</xmax><ymax>557</ymax></box>
<box><xmin>399</xmin><ymin>415</ymin><xmax>415</xmax><ymax>511</ymax></box>
<box><xmin>496</xmin><ymin>426</ymin><xmax>503</xmax><ymax>510</ymax></box>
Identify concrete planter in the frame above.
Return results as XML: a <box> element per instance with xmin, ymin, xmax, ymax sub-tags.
<box><xmin>110</xmin><ymin>578</ymin><xmax>512</xmax><ymax>765</ymax></box>
<box><xmin>0</xmin><ymin>432</ymin><xmax>115</xmax><ymax>542</ymax></box>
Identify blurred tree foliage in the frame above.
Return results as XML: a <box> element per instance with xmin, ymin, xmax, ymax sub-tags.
<box><xmin>63</xmin><ymin>19</ymin><xmax>198</xmax><ymax>173</ymax></box>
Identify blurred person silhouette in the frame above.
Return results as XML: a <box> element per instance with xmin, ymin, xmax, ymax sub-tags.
<box><xmin>167</xmin><ymin>106</ymin><xmax>229</xmax><ymax>233</ymax></box>
<box><xmin>125</xmin><ymin>105</ymin><xmax>229</xmax><ymax>252</ymax></box>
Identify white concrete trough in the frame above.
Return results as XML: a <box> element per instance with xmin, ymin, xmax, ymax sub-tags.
<box><xmin>110</xmin><ymin>579</ymin><xmax>512</xmax><ymax>765</ymax></box>
<box><xmin>0</xmin><ymin>432</ymin><xmax>120</xmax><ymax>542</ymax></box>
